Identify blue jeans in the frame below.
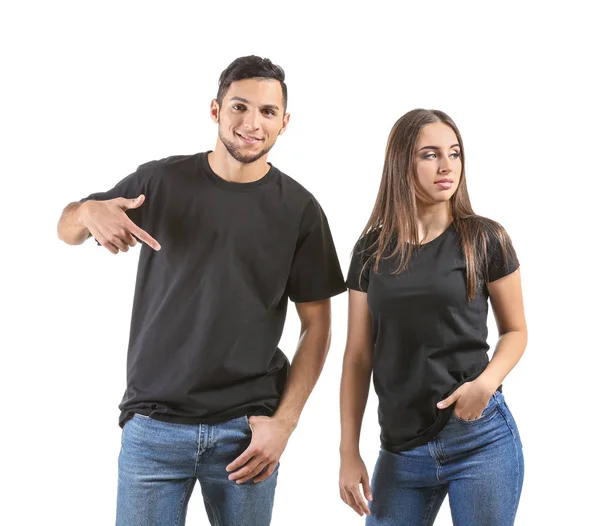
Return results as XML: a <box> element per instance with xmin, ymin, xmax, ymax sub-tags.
<box><xmin>116</xmin><ymin>414</ymin><xmax>278</xmax><ymax>525</ymax></box>
<box><xmin>367</xmin><ymin>391</ymin><xmax>524</xmax><ymax>526</ymax></box>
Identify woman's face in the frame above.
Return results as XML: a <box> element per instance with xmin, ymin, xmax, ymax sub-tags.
<box><xmin>413</xmin><ymin>122</ymin><xmax>462</xmax><ymax>205</ymax></box>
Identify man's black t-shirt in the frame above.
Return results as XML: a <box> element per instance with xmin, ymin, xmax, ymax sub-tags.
<box><xmin>346</xmin><ymin>223</ymin><xmax>519</xmax><ymax>453</ymax></box>
<box><xmin>82</xmin><ymin>152</ymin><xmax>346</xmax><ymax>427</ymax></box>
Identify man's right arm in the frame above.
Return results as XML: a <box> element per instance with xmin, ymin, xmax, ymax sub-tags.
<box><xmin>57</xmin><ymin>195</ymin><xmax>160</xmax><ymax>254</ymax></box>
<box><xmin>57</xmin><ymin>201</ymin><xmax>93</xmax><ymax>245</ymax></box>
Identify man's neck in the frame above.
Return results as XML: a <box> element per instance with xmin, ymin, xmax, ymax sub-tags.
<box><xmin>208</xmin><ymin>142</ymin><xmax>270</xmax><ymax>183</ymax></box>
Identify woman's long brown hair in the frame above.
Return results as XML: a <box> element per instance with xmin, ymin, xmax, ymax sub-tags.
<box><xmin>360</xmin><ymin>109</ymin><xmax>515</xmax><ymax>300</ymax></box>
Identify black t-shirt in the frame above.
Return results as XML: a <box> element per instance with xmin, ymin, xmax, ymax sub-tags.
<box><xmin>346</xmin><ymin>223</ymin><xmax>519</xmax><ymax>453</ymax></box>
<box><xmin>82</xmin><ymin>152</ymin><xmax>346</xmax><ymax>427</ymax></box>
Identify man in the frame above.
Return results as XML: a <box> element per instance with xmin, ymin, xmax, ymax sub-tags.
<box><xmin>57</xmin><ymin>56</ymin><xmax>345</xmax><ymax>525</ymax></box>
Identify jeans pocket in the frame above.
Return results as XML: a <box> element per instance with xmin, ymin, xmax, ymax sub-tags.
<box><xmin>451</xmin><ymin>392</ymin><xmax>500</xmax><ymax>423</ymax></box>
<box><xmin>244</xmin><ymin>415</ymin><xmax>253</xmax><ymax>433</ymax></box>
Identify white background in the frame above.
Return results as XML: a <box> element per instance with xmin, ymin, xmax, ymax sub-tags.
<box><xmin>2</xmin><ymin>1</ymin><xmax>598</xmax><ymax>524</ymax></box>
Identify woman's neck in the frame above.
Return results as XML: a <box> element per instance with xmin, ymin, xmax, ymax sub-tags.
<box><xmin>415</xmin><ymin>202</ymin><xmax>453</xmax><ymax>244</ymax></box>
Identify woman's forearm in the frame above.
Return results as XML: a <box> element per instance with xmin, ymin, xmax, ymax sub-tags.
<box><xmin>340</xmin><ymin>357</ymin><xmax>372</xmax><ymax>456</ymax></box>
<box><xmin>478</xmin><ymin>329</ymin><xmax>528</xmax><ymax>392</ymax></box>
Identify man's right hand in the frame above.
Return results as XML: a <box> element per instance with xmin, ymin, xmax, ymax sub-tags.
<box><xmin>80</xmin><ymin>194</ymin><xmax>161</xmax><ymax>254</ymax></box>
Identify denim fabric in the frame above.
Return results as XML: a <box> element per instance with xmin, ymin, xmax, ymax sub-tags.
<box><xmin>367</xmin><ymin>391</ymin><xmax>524</xmax><ymax>526</ymax></box>
<box><xmin>116</xmin><ymin>414</ymin><xmax>278</xmax><ymax>525</ymax></box>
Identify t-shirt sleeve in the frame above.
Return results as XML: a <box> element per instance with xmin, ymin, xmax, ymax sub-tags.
<box><xmin>485</xmin><ymin>228</ymin><xmax>520</xmax><ymax>282</ymax></box>
<box><xmin>79</xmin><ymin>164</ymin><xmax>152</xmax><ymax>228</ymax></box>
<box><xmin>346</xmin><ymin>234</ymin><xmax>375</xmax><ymax>292</ymax></box>
<box><xmin>286</xmin><ymin>196</ymin><xmax>346</xmax><ymax>303</ymax></box>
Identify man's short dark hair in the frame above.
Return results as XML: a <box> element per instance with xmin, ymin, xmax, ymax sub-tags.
<box><xmin>217</xmin><ymin>56</ymin><xmax>287</xmax><ymax>110</ymax></box>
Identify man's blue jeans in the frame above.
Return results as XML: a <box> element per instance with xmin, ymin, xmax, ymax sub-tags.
<box><xmin>116</xmin><ymin>414</ymin><xmax>278</xmax><ymax>525</ymax></box>
<box><xmin>367</xmin><ymin>391</ymin><xmax>524</xmax><ymax>525</ymax></box>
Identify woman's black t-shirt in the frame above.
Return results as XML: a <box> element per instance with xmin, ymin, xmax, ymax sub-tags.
<box><xmin>346</xmin><ymin>223</ymin><xmax>519</xmax><ymax>453</ymax></box>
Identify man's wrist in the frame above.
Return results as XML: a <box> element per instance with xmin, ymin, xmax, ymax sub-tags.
<box><xmin>76</xmin><ymin>201</ymin><xmax>91</xmax><ymax>228</ymax></box>
<box><xmin>271</xmin><ymin>412</ymin><xmax>298</xmax><ymax>433</ymax></box>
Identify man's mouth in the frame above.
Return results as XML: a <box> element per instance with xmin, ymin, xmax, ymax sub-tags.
<box><xmin>236</xmin><ymin>132</ymin><xmax>262</xmax><ymax>144</ymax></box>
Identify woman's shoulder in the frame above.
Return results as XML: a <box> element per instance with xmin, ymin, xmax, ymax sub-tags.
<box><xmin>458</xmin><ymin>215</ymin><xmax>511</xmax><ymax>243</ymax></box>
<box><xmin>352</xmin><ymin>227</ymin><xmax>383</xmax><ymax>256</ymax></box>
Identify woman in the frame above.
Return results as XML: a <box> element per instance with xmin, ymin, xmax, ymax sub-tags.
<box><xmin>339</xmin><ymin>109</ymin><xmax>526</xmax><ymax>526</ymax></box>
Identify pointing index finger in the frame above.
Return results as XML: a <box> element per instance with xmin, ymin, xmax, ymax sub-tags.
<box><xmin>127</xmin><ymin>221</ymin><xmax>161</xmax><ymax>251</ymax></box>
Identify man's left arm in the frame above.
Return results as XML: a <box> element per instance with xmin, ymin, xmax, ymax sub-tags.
<box><xmin>226</xmin><ymin>298</ymin><xmax>332</xmax><ymax>484</ymax></box>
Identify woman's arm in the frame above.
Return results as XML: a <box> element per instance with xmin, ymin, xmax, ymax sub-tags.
<box><xmin>478</xmin><ymin>268</ymin><xmax>528</xmax><ymax>391</ymax></box>
<box><xmin>438</xmin><ymin>269</ymin><xmax>527</xmax><ymax>418</ymax></box>
<box><xmin>339</xmin><ymin>289</ymin><xmax>374</xmax><ymax>516</ymax></box>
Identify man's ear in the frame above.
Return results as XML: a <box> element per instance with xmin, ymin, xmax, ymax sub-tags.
<box><xmin>279</xmin><ymin>112</ymin><xmax>291</xmax><ymax>136</ymax></box>
<box><xmin>210</xmin><ymin>99</ymin><xmax>220</xmax><ymax>123</ymax></box>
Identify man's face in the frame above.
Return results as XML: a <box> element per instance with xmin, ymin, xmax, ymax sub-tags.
<box><xmin>211</xmin><ymin>78</ymin><xmax>289</xmax><ymax>164</ymax></box>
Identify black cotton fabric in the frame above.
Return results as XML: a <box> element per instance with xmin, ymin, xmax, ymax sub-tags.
<box><xmin>346</xmin><ymin>224</ymin><xmax>519</xmax><ymax>453</ymax></box>
<box><xmin>82</xmin><ymin>152</ymin><xmax>346</xmax><ymax>427</ymax></box>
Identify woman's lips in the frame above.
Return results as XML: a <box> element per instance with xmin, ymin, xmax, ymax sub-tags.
<box><xmin>435</xmin><ymin>179</ymin><xmax>453</xmax><ymax>190</ymax></box>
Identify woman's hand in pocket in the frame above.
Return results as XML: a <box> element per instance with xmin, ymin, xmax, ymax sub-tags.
<box><xmin>437</xmin><ymin>378</ymin><xmax>496</xmax><ymax>420</ymax></box>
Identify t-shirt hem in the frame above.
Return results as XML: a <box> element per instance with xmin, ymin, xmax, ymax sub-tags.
<box><xmin>486</xmin><ymin>263</ymin><xmax>520</xmax><ymax>283</ymax></box>
<box><xmin>289</xmin><ymin>283</ymin><xmax>347</xmax><ymax>303</ymax></box>
<box><xmin>119</xmin><ymin>406</ymin><xmax>275</xmax><ymax>428</ymax></box>
<box><xmin>380</xmin><ymin>409</ymin><xmax>453</xmax><ymax>453</ymax></box>
<box><xmin>345</xmin><ymin>281</ymin><xmax>366</xmax><ymax>292</ymax></box>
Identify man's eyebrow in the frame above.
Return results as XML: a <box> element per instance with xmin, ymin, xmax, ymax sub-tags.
<box><xmin>229</xmin><ymin>97</ymin><xmax>280</xmax><ymax>111</ymax></box>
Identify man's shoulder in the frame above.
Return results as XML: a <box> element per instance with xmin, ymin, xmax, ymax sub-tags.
<box><xmin>136</xmin><ymin>152</ymin><xmax>201</xmax><ymax>174</ymax></box>
<box><xmin>275</xmin><ymin>167</ymin><xmax>317</xmax><ymax>205</ymax></box>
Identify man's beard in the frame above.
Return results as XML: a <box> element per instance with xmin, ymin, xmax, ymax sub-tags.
<box><xmin>219</xmin><ymin>130</ymin><xmax>274</xmax><ymax>164</ymax></box>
